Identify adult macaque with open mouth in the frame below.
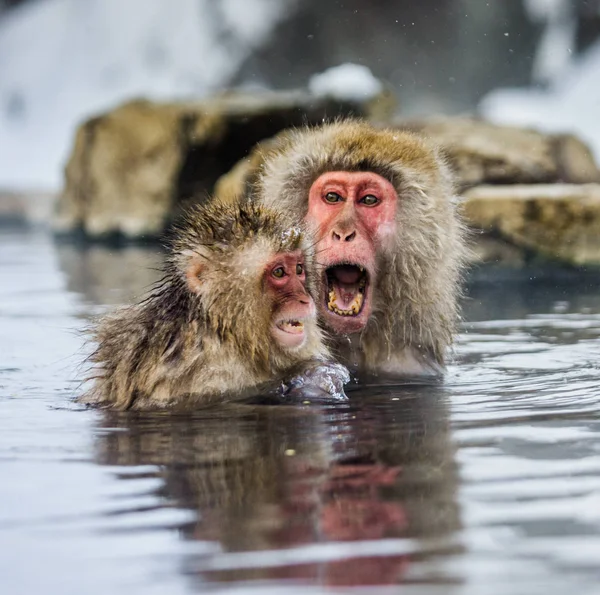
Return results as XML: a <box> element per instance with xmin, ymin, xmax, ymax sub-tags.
<box><xmin>246</xmin><ymin>121</ymin><xmax>467</xmax><ymax>377</ymax></box>
<box><xmin>84</xmin><ymin>201</ymin><xmax>338</xmax><ymax>410</ymax></box>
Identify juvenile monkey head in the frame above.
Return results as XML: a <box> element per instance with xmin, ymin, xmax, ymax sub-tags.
<box><xmin>253</xmin><ymin>120</ymin><xmax>466</xmax><ymax>363</ymax></box>
<box><xmin>170</xmin><ymin>201</ymin><xmax>326</xmax><ymax>372</ymax></box>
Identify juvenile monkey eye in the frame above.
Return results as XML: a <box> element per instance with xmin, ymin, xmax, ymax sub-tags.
<box><xmin>325</xmin><ymin>192</ymin><xmax>342</xmax><ymax>203</ymax></box>
<box><xmin>360</xmin><ymin>194</ymin><xmax>379</xmax><ymax>206</ymax></box>
<box><xmin>272</xmin><ymin>266</ymin><xmax>285</xmax><ymax>278</ymax></box>
<box><xmin>296</xmin><ymin>264</ymin><xmax>304</xmax><ymax>275</ymax></box>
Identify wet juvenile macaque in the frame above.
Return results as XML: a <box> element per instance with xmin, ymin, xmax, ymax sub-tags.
<box><xmin>246</xmin><ymin>120</ymin><xmax>466</xmax><ymax>377</ymax></box>
<box><xmin>85</xmin><ymin>201</ymin><xmax>332</xmax><ymax>410</ymax></box>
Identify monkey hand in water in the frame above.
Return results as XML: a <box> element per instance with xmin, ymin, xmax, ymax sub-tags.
<box><xmin>278</xmin><ymin>361</ymin><xmax>351</xmax><ymax>404</ymax></box>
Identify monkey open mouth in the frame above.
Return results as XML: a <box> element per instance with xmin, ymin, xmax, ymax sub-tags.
<box><xmin>326</xmin><ymin>264</ymin><xmax>368</xmax><ymax>316</ymax></box>
<box><xmin>272</xmin><ymin>317</ymin><xmax>307</xmax><ymax>349</ymax></box>
<box><xmin>275</xmin><ymin>319</ymin><xmax>305</xmax><ymax>335</ymax></box>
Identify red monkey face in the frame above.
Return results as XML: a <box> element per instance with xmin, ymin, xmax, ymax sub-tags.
<box><xmin>306</xmin><ymin>171</ymin><xmax>398</xmax><ymax>335</ymax></box>
<box><xmin>265</xmin><ymin>249</ymin><xmax>316</xmax><ymax>349</ymax></box>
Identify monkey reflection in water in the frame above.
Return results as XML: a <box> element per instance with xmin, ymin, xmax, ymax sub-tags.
<box><xmin>83</xmin><ymin>200</ymin><xmax>349</xmax><ymax>410</ymax></box>
<box><xmin>95</xmin><ymin>388</ymin><xmax>460</xmax><ymax>587</ymax></box>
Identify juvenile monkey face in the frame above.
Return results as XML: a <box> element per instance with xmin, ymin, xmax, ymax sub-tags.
<box><xmin>264</xmin><ymin>249</ymin><xmax>316</xmax><ymax>350</ymax></box>
<box><xmin>306</xmin><ymin>171</ymin><xmax>398</xmax><ymax>335</ymax></box>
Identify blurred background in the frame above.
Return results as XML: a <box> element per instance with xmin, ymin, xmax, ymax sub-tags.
<box><xmin>0</xmin><ymin>0</ymin><xmax>599</xmax><ymax>193</ymax></box>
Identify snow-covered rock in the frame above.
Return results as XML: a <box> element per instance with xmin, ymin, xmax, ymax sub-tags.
<box><xmin>464</xmin><ymin>183</ymin><xmax>600</xmax><ymax>266</ymax></box>
<box><xmin>397</xmin><ymin>116</ymin><xmax>599</xmax><ymax>188</ymax></box>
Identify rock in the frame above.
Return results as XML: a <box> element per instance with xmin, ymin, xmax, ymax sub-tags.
<box><xmin>463</xmin><ymin>184</ymin><xmax>600</xmax><ymax>266</ymax></box>
<box><xmin>0</xmin><ymin>190</ymin><xmax>56</xmax><ymax>226</ymax></box>
<box><xmin>0</xmin><ymin>191</ymin><xmax>28</xmax><ymax>224</ymax></box>
<box><xmin>55</xmin><ymin>91</ymin><xmax>382</xmax><ymax>240</ymax></box>
<box><xmin>56</xmin><ymin>100</ymin><xmax>185</xmax><ymax>238</ymax></box>
<box><xmin>395</xmin><ymin>117</ymin><xmax>600</xmax><ymax>189</ymax></box>
<box><xmin>552</xmin><ymin>133</ymin><xmax>600</xmax><ymax>184</ymax></box>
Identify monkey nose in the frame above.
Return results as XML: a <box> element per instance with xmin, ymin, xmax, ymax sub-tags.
<box><xmin>332</xmin><ymin>230</ymin><xmax>356</xmax><ymax>242</ymax></box>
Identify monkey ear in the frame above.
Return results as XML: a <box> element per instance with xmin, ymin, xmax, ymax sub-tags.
<box><xmin>178</xmin><ymin>247</ymin><xmax>213</xmax><ymax>295</ymax></box>
<box><xmin>185</xmin><ymin>257</ymin><xmax>207</xmax><ymax>295</ymax></box>
<box><xmin>179</xmin><ymin>244</ymin><xmax>216</xmax><ymax>294</ymax></box>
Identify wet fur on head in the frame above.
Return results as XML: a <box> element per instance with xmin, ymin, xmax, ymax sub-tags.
<box><xmin>85</xmin><ymin>200</ymin><xmax>328</xmax><ymax>410</ymax></box>
<box><xmin>249</xmin><ymin>120</ymin><xmax>468</xmax><ymax>367</ymax></box>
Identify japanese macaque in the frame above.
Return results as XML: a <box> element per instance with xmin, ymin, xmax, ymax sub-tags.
<box><xmin>84</xmin><ymin>201</ymin><xmax>331</xmax><ymax>410</ymax></box>
<box><xmin>232</xmin><ymin>120</ymin><xmax>467</xmax><ymax>377</ymax></box>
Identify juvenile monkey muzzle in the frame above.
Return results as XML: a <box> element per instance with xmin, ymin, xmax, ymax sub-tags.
<box><xmin>272</xmin><ymin>316</ymin><xmax>308</xmax><ymax>349</ymax></box>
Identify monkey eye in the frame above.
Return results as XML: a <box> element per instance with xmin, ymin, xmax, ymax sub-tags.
<box><xmin>324</xmin><ymin>191</ymin><xmax>343</xmax><ymax>203</ymax></box>
<box><xmin>360</xmin><ymin>194</ymin><xmax>379</xmax><ymax>206</ymax></box>
<box><xmin>272</xmin><ymin>266</ymin><xmax>286</xmax><ymax>279</ymax></box>
<box><xmin>296</xmin><ymin>263</ymin><xmax>304</xmax><ymax>275</ymax></box>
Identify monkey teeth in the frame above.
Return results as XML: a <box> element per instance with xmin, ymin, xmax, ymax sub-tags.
<box><xmin>327</xmin><ymin>291</ymin><xmax>363</xmax><ymax>316</ymax></box>
<box><xmin>327</xmin><ymin>286</ymin><xmax>365</xmax><ymax>316</ymax></box>
<box><xmin>276</xmin><ymin>319</ymin><xmax>305</xmax><ymax>335</ymax></box>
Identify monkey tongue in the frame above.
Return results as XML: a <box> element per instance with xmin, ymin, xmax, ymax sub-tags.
<box><xmin>331</xmin><ymin>279</ymin><xmax>361</xmax><ymax>310</ymax></box>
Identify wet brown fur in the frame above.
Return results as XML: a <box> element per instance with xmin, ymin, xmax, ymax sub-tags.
<box><xmin>84</xmin><ymin>200</ymin><xmax>329</xmax><ymax>410</ymax></box>
<box><xmin>230</xmin><ymin>120</ymin><xmax>467</xmax><ymax>375</ymax></box>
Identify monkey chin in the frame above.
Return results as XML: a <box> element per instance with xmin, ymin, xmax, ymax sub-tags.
<box><xmin>322</xmin><ymin>263</ymin><xmax>373</xmax><ymax>335</ymax></box>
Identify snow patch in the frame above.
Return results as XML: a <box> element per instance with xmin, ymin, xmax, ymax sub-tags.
<box><xmin>480</xmin><ymin>37</ymin><xmax>600</xmax><ymax>162</ymax></box>
<box><xmin>308</xmin><ymin>63</ymin><xmax>383</xmax><ymax>102</ymax></box>
<box><xmin>524</xmin><ymin>0</ymin><xmax>575</xmax><ymax>83</ymax></box>
<box><xmin>280</xmin><ymin>225</ymin><xmax>301</xmax><ymax>245</ymax></box>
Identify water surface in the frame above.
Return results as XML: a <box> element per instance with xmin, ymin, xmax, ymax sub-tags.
<box><xmin>1</xmin><ymin>227</ymin><xmax>600</xmax><ymax>594</ymax></box>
